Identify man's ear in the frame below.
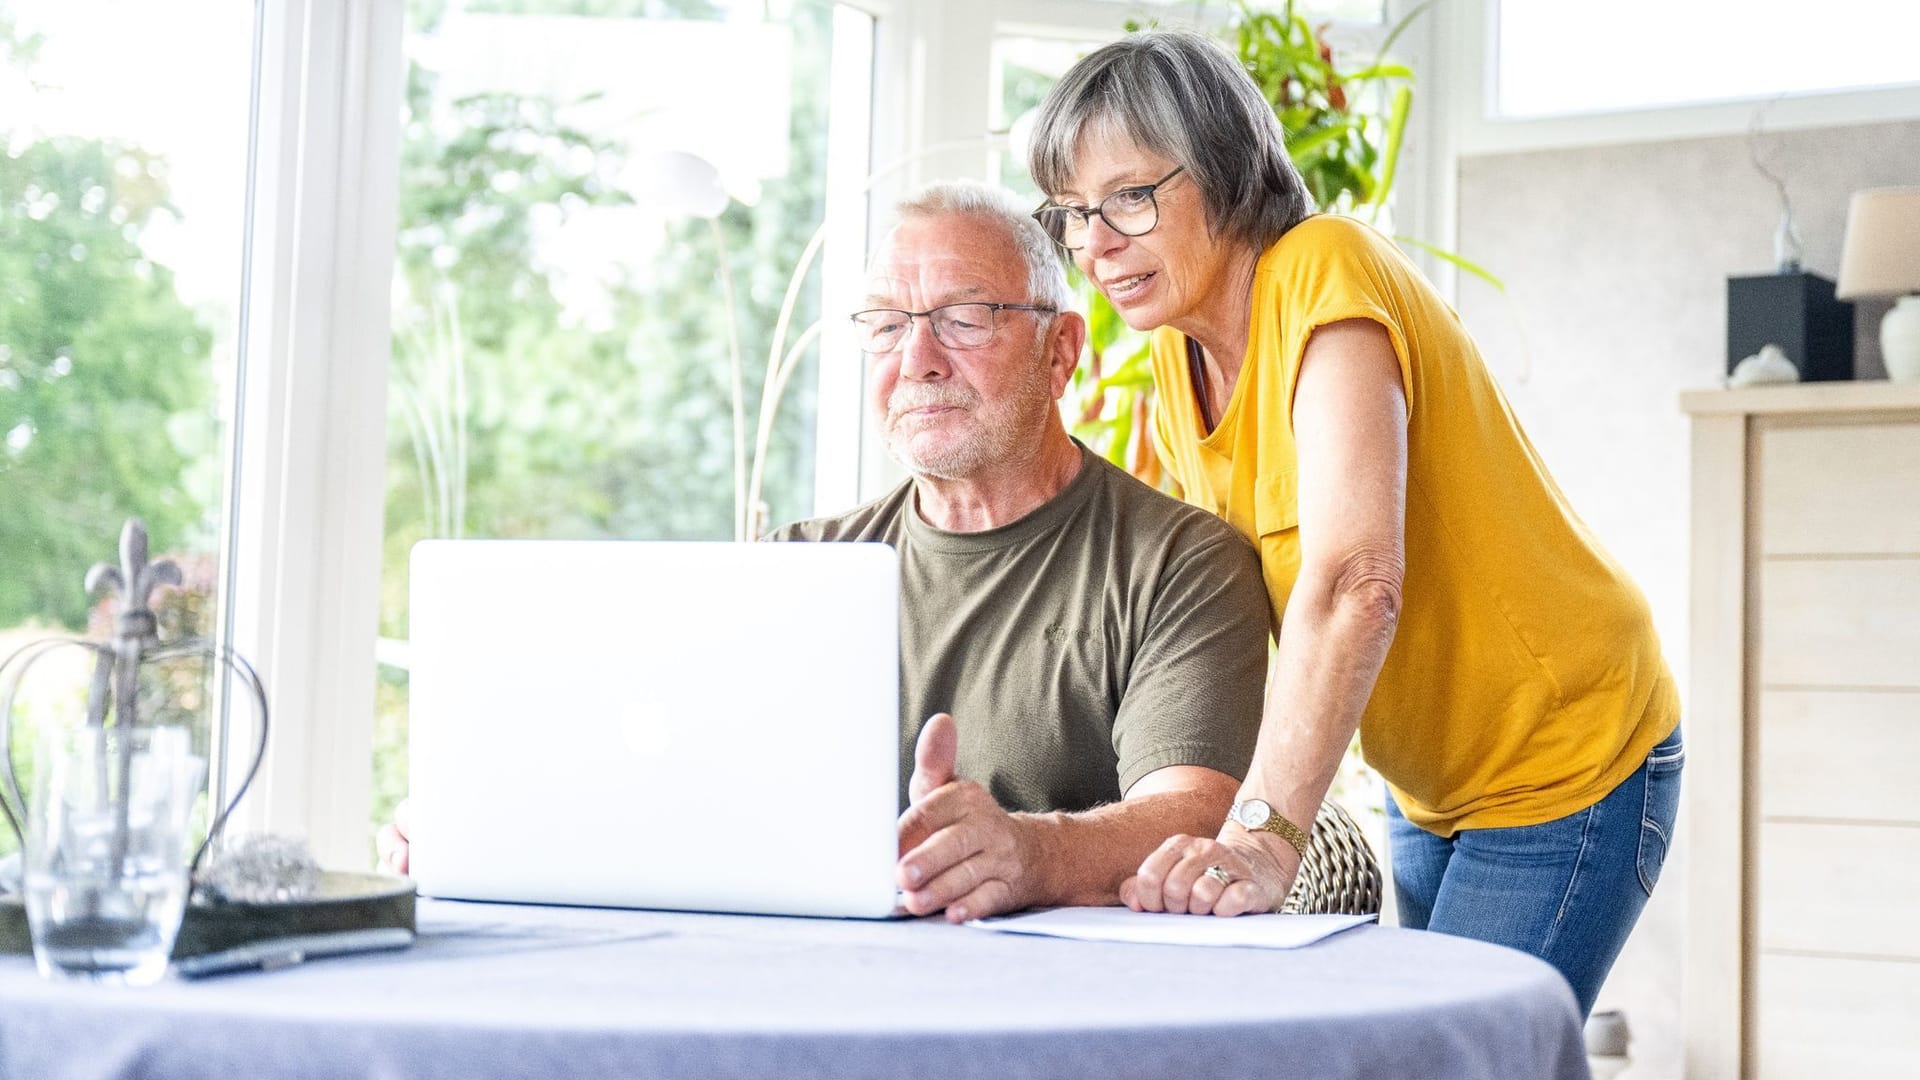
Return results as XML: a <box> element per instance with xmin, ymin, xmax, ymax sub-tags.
<box><xmin>1048</xmin><ymin>311</ymin><xmax>1089</xmax><ymax>400</ymax></box>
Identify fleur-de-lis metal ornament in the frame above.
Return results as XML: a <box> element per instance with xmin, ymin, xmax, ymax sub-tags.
<box><xmin>0</xmin><ymin>518</ymin><xmax>415</xmax><ymax>970</ymax></box>
<box><xmin>81</xmin><ymin>519</ymin><xmax>184</xmax><ymax>732</ymax></box>
<box><xmin>0</xmin><ymin>518</ymin><xmax>271</xmax><ymax>881</ymax></box>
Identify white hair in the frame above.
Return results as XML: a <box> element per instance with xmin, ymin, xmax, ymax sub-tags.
<box><xmin>891</xmin><ymin>180</ymin><xmax>1074</xmax><ymax>312</ymax></box>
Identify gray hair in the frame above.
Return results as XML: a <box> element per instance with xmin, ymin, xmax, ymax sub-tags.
<box><xmin>1027</xmin><ymin>29</ymin><xmax>1315</xmax><ymax>254</ymax></box>
<box><xmin>892</xmin><ymin>180</ymin><xmax>1074</xmax><ymax>312</ymax></box>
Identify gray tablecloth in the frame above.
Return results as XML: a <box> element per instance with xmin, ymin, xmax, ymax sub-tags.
<box><xmin>0</xmin><ymin>899</ymin><xmax>1589</xmax><ymax>1080</ymax></box>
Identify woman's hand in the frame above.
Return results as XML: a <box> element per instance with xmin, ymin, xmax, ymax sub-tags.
<box><xmin>1120</xmin><ymin>828</ymin><xmax>1300</xmax><ymax>916</ymax></box>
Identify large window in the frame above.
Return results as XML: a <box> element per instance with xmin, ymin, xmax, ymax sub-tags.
<box><xmin>0</xmin><ymin>1</ymin><xmax>253</xmax><ymax>853</ymax></box>
<box><xmin>992</xmin><ymin>35</ymin><xmax>1103</xmax><ymax>200</ymax></box>
<box><xmin>9</xmin><ymin>0</ymin><xmax>1434</xmax><ymax>866</ymax></box>
<box><xmin>370</xmin><ymin>0</ymin><xmax>873</xmax><ymax>838</ymax></box>
<box><xmin>1495</xmin><ymin>0</ymin><xmax>1920</xmax><ymax>118</ymax></box>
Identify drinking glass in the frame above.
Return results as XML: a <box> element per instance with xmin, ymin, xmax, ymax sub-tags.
<box><xmin>24</xmin><ymin>725</ymin><xmax>204</xmax><ymax>985</ymax></box>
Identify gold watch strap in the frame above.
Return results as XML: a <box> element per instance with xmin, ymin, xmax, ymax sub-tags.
<box><xmin>1239</xmin><ymin>808</ymin><xmax>1310</xmax><ymax>860</ymax></box>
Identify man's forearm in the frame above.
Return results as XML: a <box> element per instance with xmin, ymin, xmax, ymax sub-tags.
<box><xmin>1012</xmin><ymin>782</ymin><xmax>1240</xmax><ymax>907</ymax></box>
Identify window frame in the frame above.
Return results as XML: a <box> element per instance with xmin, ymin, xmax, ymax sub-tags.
<box><xmin>219</xmin><ymin>0</ymin><xmax>403</xmax><ymax>869</ymax></box>
<box><xmin>1395</xmin><ymin>0</ymin><xmax>1920</xmax><ymax>302</ymax></box>
<box><xmin>1449</xmin><ymin>0</ymin><xmax>1920</xmax><ymax>157</ymax></box>
<box><xmin>238</xmin><ymin>0</ymin><xmax>890</xmax><ymax>865</ymax></box>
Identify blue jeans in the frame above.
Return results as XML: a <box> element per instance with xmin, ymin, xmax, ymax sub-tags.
<box><xmin>1386</xmin><ymin>725</ymin><xmax>1684</xmax><ymax>1018</ymax></box>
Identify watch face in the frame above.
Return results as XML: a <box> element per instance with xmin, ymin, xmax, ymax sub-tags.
<box><xmin>1236</xmin><ymin>799</ymin><xmax>1272</xmax><ymax>828</ymax></box>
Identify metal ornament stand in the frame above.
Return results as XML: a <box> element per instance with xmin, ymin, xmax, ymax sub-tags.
<box><xmin>0</xmin><ymin>519</ymin><xmax>413</xmax><ymax>962</ymax></box>
<box><xmin>0</xmin><ymin>519</ymin><xmax>269</xmax><ymax>877</ymax></box>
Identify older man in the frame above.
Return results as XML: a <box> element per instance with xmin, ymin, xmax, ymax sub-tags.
<box><xmin>770</xmin><ymin>181</ymin><xmax>1268</xmax><ymax>922</ymax></box>
<box><xmin>381</xmin><ymin>182</ymin><xmax>1270</xmax><ymax>923</ymax></box>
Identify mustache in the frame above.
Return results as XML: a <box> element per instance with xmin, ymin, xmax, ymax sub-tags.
<box><xmin>886</xmin><ymin>384</ymin><xmax>978</xmax><ymax>422</ymax></box>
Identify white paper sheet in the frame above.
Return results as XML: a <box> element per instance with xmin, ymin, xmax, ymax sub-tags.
<box><xmin>966</xmin><ymin>907</ymin><xmax>1376</xmax><ymax>949</ymax></box>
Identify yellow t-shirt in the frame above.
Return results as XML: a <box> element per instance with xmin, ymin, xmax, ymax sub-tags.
<box><xmin>1150</xmin><ymin>214</ymin><xmax>1679</xmax><ymax>836</ymax></box>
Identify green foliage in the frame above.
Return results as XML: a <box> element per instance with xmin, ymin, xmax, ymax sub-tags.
<box><xmin>0</xmin><ymin>136</ymin><xmax>215</xmax><ymax>628</ymax></box>
<box><xmin>372</xmin><ymin>0</ymin><xmax>835</xmax><ymax>839</ymax></box>
<box><xmin>383</xmin><ymin>1</ymin><xmax>831</xmax><ymax>584</ymax></box>
<box><xmin>1229</xmin><ymin>0</ymin><xmax>1421</xmax><ymax>214</ymax></box>
<box><xmin>393</xmin><ymin>83</ymin><xmax>623</xmax><ymax>351</ymax></box>
<box><xmin>1065</xmin><ymin>267</ymin><xmax>1162</xmax><ymax>485</ymax></box>
<box><xmin>1225</xmin><ymin>0</ymin><xmax>1496</xmax><ymax>293</ymax></box>
<box><xmin>0</xmin><ymin>4</ymin><xmax>38</xmax><ymax>68</ymax></box>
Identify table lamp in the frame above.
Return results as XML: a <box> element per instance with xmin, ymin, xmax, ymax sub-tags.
<box><xmin>1836</xmin><ymin>186</ymin><xmax>1920</xmax><ymax>383</ymax></box>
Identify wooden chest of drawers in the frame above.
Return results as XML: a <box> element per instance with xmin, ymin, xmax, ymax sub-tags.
<box><xmin>1683</xmin><ymin>383</ymin><xmax>1920</xmax><ymax>1078</ymax></box>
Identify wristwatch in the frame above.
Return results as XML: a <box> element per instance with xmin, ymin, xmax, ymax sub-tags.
<box><xmin>1228</xmin><ymin>798</ymin><xmax>1310</xmax><ymax>859</ymax></box>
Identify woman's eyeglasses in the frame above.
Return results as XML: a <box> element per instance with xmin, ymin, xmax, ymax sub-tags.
<box><xmin>1032</xmin><ymin>166</ymin><xmax>1185</xmax><ymax>252</ymax></box>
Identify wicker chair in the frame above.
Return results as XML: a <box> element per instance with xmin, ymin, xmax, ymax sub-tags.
<box><xmin>1280</xmin><ymin>799</ymin><xmax>1383</xmax><ymax>915</ymax></box>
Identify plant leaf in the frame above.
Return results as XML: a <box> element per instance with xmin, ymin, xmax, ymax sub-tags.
<box><xmin>1339</xmin><ymin>62</ymin><xmax>1414</xmax><ymax>82</ymax></box>
<box><xmin>1087</xmin><ymin>288</ymin><xmax>1124</xmax><ymax>354</ymax></box>
<box><xmin>1107</xmin><ymin>395</ymin><xmax>1135</xmax><ymax>468</ymax></box>
<box><xmin>1368</xmin><ymin>85</ymin><xmax>1412</xmax><ymax>212</ymax></box>
<box><xmin>1285</xmin><ymin>123</ymin><xmax>1351</xmax><ymax>161</ymax></box>
<box><xmin>1375</xmin><ymin>1</ymin><xmax>1430</xmax><ymax>64</ymax></box>
<box><xmin>1394</xmin><ymin>235</ymin><xmax>1506</xmax><ymax>291</ymax></box>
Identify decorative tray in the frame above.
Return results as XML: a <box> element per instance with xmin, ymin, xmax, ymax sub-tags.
<box><xmin>0</xmin><ymin>871</ymin><xmax>415</xmax><ymax>959</ymax></box>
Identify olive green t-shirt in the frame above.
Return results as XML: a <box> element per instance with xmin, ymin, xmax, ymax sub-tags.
<box><xmin>772</xmin><ymin>446</ymin><xmax>1269</xmax><ymax>814</ymax></box>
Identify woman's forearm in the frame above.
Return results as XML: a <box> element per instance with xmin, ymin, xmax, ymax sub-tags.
<box><xmin>1239</xmin><ymin>550</ymin><xmax>1403</xmax><ymax>842</ymax></box>
<box><xmin>1237</xmin><ymin>317</ymin><xmax>1411</xmax><ymax>848</ymax></box>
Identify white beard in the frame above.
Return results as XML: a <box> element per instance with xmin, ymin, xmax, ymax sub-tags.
<box><xmin>882</xmin><ymin>346</ymin><xmax>1055</xmax><ymax>480</ymax></box>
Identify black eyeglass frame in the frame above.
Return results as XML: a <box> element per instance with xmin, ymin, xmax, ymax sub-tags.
<box><xmin>1032</xmin><ymin>166</ymin><xmax>1187</xmax><ymax>251</ymax></box>
<box><xmin>848</xmin><ymin>301</ymin><xmax>1058</xmax><ymax>352</ymax></box>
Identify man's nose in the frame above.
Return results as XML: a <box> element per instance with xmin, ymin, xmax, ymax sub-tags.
<box><xmin>897</xmin><ymin>316</ymin><xmax>952</xmax><ymax>380</ymax></box>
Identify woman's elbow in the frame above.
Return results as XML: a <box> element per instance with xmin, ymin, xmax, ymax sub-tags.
<box><xmin>1333</xmin><ymin>549</ymin><xmax>1405</xmax><ymax>636</ymax></box>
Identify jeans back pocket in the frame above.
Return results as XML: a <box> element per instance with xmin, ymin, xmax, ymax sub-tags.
<box><xmin>1636</xmin><ymin>727</ymin><xmax>1684</xmax><ymax>895</ymax></box>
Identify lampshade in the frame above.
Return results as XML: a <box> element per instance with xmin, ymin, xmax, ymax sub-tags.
<box><xmin>627</xmin><ymin>150</ymin><xmax>729</xmax><ymax>221</ymax></box>
<box><xmin>1835</xmin><ymin>187</ymin><xmax>1920</xmax><ymax>299</ymax></box>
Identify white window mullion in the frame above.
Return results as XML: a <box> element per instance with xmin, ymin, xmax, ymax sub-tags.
<box><xmin>853</xmin><ymin>0</ymin><xmax>1001</xmax><ymax>500</ymax></box>
<box><xmin>220</xmin><ymin>0</ymin><xmax>403</xmax><ymax>870</ymax></box>
<box><xmin>1392</xmin><ymin>0</ymin><xmax>1476</xmax><ymax>301</ymax></box>
<box><xmin>811</xmin><ymin>4</ymin><xmax>880</xmax><ymax>518</ymax></box>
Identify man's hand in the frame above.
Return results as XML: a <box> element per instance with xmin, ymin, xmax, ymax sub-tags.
<box><xmin>375</xmin><ymin>798</ymin><xmax>413</xmax><ymax>876</ymax></box>
<box><xmin>1120</xmin><ymin>826</ymin><xmax>1300</xmax><ymax>917</ymax></box>
<box><xmin>896</xmin><ymin>713</ymin><xmax>1039</xmax><ymax>923</ymax></box>
<box><xmin>906</xmin><ymin>710</ymin><xmax>959</xmax><ymax>804</ymax></box>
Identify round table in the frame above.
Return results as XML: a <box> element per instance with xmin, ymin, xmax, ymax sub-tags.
<box><xmin>0</xmin><ymin>898</ymin><xmax>1588</xmax><ymax>1080</ymax></box>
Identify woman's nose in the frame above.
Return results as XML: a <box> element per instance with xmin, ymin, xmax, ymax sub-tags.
<box><xmin>1082</xmin><ymin>213</ymin><xmax>1129</xmax><ymax>260</ymax></box>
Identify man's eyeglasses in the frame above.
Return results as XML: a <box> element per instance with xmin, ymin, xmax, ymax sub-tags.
<box><xmin>1032</xmin><ymin>166</ymin><xmax>1186</xmax><ymax>252</ymax></box>
<box><xmin>849</xmin><ymin>302</ymin><xmax>1056</xmax><ymax>353</ymax></box>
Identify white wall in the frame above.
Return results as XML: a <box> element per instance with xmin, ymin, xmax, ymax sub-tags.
<box><xmin>1453</xmin><ymin>116</ymin><xmax>1920</xmax><ymax>1079</ymax></box>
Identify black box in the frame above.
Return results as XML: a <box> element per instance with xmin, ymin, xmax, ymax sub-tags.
<box><xmin>1726</xmin><ymin>271</ymin><xmax>1855</xmax><ymax>381</ymax></box>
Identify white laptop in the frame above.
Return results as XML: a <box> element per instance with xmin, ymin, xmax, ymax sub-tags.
<box><xmin>407</xmin><ymin>538</ymin><xmax>902</xmax><ymax>919</ymax></box>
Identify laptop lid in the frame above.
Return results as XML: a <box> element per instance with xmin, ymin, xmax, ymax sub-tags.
<box><xmin>406</xmin><ymin>539</ymin><xmax>901</xmax><ymax>918</ymax></box>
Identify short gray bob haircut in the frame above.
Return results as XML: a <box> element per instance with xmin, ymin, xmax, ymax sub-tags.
<box><xmin>1027</xmin><ymin>29</ymin><xmax>1315</xmax><ymax>254</ymax></box>
<box><xmin>893</xmin><ymin>180</ymin><xmax>1074</xmax><ymax>312</ymax></box>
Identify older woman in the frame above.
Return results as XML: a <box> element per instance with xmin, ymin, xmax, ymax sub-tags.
<box><xmin>1027</xmin><ymin>29</ymin><xmax>1681</xmax><ymax>1017</ymax></box>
